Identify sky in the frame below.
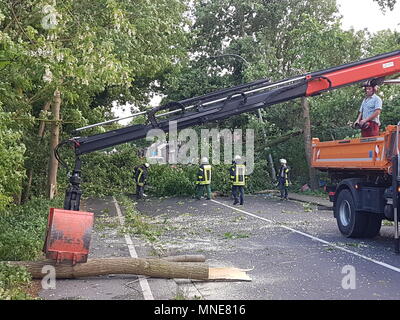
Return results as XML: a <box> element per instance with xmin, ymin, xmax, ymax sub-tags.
<box><xmin>337</xmin><ymin>0</ymin><xmax>400</xmax><ymax>32</ymax></box>
<box><xmin>113</xmin><ymin>0</ymin><xmax>400</xmax><ymax>123</ymax></box>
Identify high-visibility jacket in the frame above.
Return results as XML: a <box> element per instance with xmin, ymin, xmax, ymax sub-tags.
<box><xmin>230</xmin><ymin>164</ymin><xmax>246</xmax><ymax>186</ymax></box>
<box><xmin>134</xmin><ymin>165</ymin><xmax>148</xmax><ymax>187</ymax></box>
<box><xmin>196</xmin><ymin>164</ymin><xmax>212</xmax><ymax>185</ymax></box>
<box><xmin>278</xmin><ymin>165</ymin><xmax>290</xmax><ymax>187</ymax></box>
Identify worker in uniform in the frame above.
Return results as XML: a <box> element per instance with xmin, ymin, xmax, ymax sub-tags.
<box><xmin>230</xmin><ymin>155</ymin><xmax>246</xmax><ymax>205</ymax></box>
<box><xmin>195</xmin><ymin>157</ymin><xmax>212</xmax><ymax>200</ymax></box>
<box><xmin>134</xmin><ymin>163</ymin><xmax>150</xmax><ymax>199</ymax></box>
<box><xmin>354</xmin><ymin>80</ymin><xmax>383</xmax><ymax>138</ymax></box>
<box><xmin>277</xmin><ymin>159</ymin><xmax>290</xmax><ymax>200</ymax></box>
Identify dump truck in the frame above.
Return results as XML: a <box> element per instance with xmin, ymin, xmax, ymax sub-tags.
<box><xmin>312</xmin><ymin>124</ymin><xmax>400</xmax><ymax>250</ymax></box>
<box><xmin>49</xmin><ymin>49</ymin><xmax>400</xmax><ymax>264</ymax></box>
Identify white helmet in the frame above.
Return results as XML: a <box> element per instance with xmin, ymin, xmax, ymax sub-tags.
<box><xmin>280</xmin><ymin>159</ymin><xmax>287</xmax><ymax>165</ymax></box>
<box><xmin>234</xmin><ymin>155</ymin><xmax>242</xmax><ymax>162</ymax></box>
<box><xmin>144</xmin><ymin>163</ymin><xmax>150</xmax><ymax>168</ymax></box>
<box><xmin>201</xmin><ymin>157</ymin><xmax>209</xmax><ymax>164</ymax></box>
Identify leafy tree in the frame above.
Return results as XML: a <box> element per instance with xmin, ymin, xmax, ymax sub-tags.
<box><xmin>160</xmin><ymin>0</ymin><xmax>366</xmax><ymax>187</ymax></box>
<box><xmin>0</xmin><ymin>104</ymin><xmax>26</xmax><ymax>211</ymax></box>
<box><xmin>0</xmin><ymin>0</ymin><xmax>189</xmax><ymax>200</ymax></box>
<box><xmin>373</xmin><ymin>0</ymin><xmax>397</xmax><ymax>10</ymax></box>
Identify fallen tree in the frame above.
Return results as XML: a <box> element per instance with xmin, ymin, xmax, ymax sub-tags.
<box><xmin>7</xmin><ymin>257</ymin><xmax>252</xmax><ymax>281</ymax></box>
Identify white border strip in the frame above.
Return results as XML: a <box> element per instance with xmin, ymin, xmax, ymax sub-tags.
<box><xmin>212</xmin><ymin>200</ymin><xmax>400</xmax><ymax>274</ymax></box>
<box><xmin>112</xmin><ymin>196</ymin><xmax>154</xmax><ymax>300</ymax></box>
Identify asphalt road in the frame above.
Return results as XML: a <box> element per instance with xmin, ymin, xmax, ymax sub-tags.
<box><xmin>39</xmin><ymin>194</ymin><xmax>400</xmax><ymax>300</ymax></box>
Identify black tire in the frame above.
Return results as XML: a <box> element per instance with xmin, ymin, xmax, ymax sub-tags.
<box><xmin>335</xmin><ymin>189</ymin><xmax>368</xmax><ymax>238</ymax></box>
<box><xmin>363</xmin><ymin>214</ymin><xmax>382</xmax><ymax>238</ymax></box>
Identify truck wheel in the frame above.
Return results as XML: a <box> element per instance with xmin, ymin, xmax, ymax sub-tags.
<box><xmin>363</xmin><ymin>214</ymin><xmax>382</xmax><ymax>238</ymax></box>
<box><xmin>336</xmin><ymin>189</ymin><xmax>368</xmax><ymax>238</ymax></box>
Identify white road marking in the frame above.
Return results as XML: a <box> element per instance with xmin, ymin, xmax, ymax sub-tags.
<box><xmin>212</xmin><ymin>199</ymin><xmax>400</xmax><ymax>274</ymax></box>
<box><xmin>112</xmin><ymin>197</ymin><xmax>154</xmax><ymax>300</ymax></box>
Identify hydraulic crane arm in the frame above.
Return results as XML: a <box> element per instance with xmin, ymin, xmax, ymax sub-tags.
<box><xmin>60</xmin><ymin>49</ymin><xmax>400</xmax><ymax>210</ymax></box>
<box><xmin>71</xmin><ymin>49</ymin><xmax>400</xmax><ymax>156</ymax></box>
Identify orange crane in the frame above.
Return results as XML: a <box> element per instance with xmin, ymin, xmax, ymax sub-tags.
<box><xmin>48</xmin><ymin>50</ymin><xmax>400</xmax><ymax>264</ymax></box>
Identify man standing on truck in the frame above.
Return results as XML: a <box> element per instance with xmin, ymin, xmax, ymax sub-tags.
<box><xmin>354</xmin><ymin>80</ymin><xmax>383</xmax><ymax>137</ymax></box>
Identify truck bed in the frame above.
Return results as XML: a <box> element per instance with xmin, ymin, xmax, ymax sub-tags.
<box><xmin>311</xmin><ymin>125</ymin><xmax>398</xmax><ymax>172</ymax></box>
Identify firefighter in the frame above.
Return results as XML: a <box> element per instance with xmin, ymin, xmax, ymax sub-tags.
<box><xmin>195</xmin><ymin>157</ymin><xmax>212</xmax><ymax>200</ymax></box>
<box><xmin>230</xmin><ymin>155</ymin><xmax>246</xmax><ymax>205</ymax></box>
<box><xmin>134</xmin><ymin>163</ymin><xmax>150</xmax><ymax>199</ymax></box>
<box><xmin>353</xmin><ymin>80</ymin><xmax>383</xmax><ymax>138</ymax></box>
<box><xmin>277</xmin><ymin>159</ymin><xmax>290</xmax><ymax>200</ymax></box>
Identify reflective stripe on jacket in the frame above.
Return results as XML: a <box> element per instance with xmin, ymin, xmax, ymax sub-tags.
<box><xmin>278</xmin><ymin>166</ymin><xmax>290</xmax><ymax>187</ymax></box>
<box><xmin>197</xmin><ymin>165</ymin><xmax>212</xmax><ymax>185</ymax></box>
<box><xmin>134</xmin><ymin>166</ymin><xmax>148</xmax><ymax>187</ymax></box>
<box><xmin>230</xmin><ymin>164</ymin><xmax>246</xmax><ymax>186</ymax></box>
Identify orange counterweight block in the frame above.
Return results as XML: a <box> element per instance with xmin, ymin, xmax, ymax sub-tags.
<box><xmin>43</xmin><ymin>208</ymin><xmax>94</xmax><ymax>265</ymax></box>
<box><xmin>312</xmin><ymin>125</ymin><xmax>399</xmax><ymax>173</ymax></box>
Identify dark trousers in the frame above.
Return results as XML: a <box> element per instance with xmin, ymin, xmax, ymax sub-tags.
<box><xmin>278</xmin><ymin>179</ymin><xmax>288</xmax><ymax>199</ymax></box>
<box><xmin>136</xmin><ymin>185</ymin><xmax>144</xmax><ymax>199</ymax></box>
<box><xmin>232</xmin><ymin>186</ymin><xmax>244</xmax><ymax>205</ymax></box>
<box><xmin>361</xmin><ymin>121</ymin><xmax>380</xmax><ymax>137</ymax></box>
<box><xmin>196</xmin><ymin>184</ymin><xmax>211</xmax><ymax>200</ymax></box>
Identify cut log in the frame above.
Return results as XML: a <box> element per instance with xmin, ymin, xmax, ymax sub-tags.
<box><xmin>209</xmin><ymin>268</ymin><xmax>253</xmax><ymax>281</ymax></box>
<box><xmin>7</xmin><ymin>258</ymin><xmax>252</xmax><ymax>282</ymax></box>
<box><xmin>160</xmin><ymin>255</ymin><xmax>206</xmax><ymax>263</ymax></box>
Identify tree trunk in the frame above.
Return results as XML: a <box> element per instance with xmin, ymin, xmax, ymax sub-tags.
<box><xmin>8</xmin><ymin>258</ymin><xmax>251</xmax><ymax>281</ymax></box>
<box><xmin>257</xmin><ymin>110</ymin><xmax>277</xmax><ymax>181</ymax></box>
<box><xmin>38</xmin><ymin>101</ymin><xmax>52</xmax><ymax>139</ymax></box>
<box><xmin>22</xmin><ymin>101</ymin><xmax>52</xmax><ymax>203</ymax></box>
<box><xmin>47</xmin><ymin>90</ymin><xmax>61</xmax><ymax>199</ymax></box>
<box><xmin>302</xmin><ymin>97</ymin><xmax>318</xmax><ymax>190</ymax></box>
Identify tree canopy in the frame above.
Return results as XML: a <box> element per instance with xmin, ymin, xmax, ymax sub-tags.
<box><xmin>0</xmin><ymin>0</ymin><xmax>399</xmax><ymax>205</ymax></box>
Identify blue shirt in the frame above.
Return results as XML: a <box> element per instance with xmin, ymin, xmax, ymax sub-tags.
<box><xmin>359</xmin><ymin>94</ymin><xmax>383</xmax><ymax>125</ymax></box>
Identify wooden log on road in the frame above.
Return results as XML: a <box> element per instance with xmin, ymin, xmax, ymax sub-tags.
<box><xmin>7</xmin><ymin>258</ymin><xmax>251</xmax><ymax>281</ymax></box>
<box><xmin>161</xmin><ymin>255</ymin><xmax>206</xmax><ymax>263</ymax></box>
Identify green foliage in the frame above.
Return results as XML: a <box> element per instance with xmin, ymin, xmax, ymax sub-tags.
<box><xmin>373</xmin><ymin>0</ymin><xmax>397</xmax><ymax>11</ymax></box>
<box><xmin>0</xmin><ymin>0</ymin><xmax>190</xmax><ymax>199</ymax></box>
<box><xmin>0</xmin><ymin>197</ymin><xmax>63</xmax><ymax>261</ymax></box>
<box><xmin>80</xmin><ymin>144</ymin><xmax>141</xmax><ymax>197</ymax></box>
<box><xmin>117</xmin><ymin>195</ymin><xmax>161</xmax><ymax>242</ymax></box>
<box><xmin>0</xmin><ymin>263</ymin><xmax>34</xmax><ymax>300</ymax></box>
<box><xmin>147</xmin><ymin>165</ymin><xmax>197</xmax><ymax>197</ymax></box>
<box><xmin>0</xmin><ymin>105</ymin><xmax>26</xmax><ymax>211</ymax></box>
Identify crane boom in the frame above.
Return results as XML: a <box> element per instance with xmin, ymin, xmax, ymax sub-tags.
<box><xmin>60</xmin><ymin>49</ymin><xmax>400</xmax><ymax>211</ymax></box>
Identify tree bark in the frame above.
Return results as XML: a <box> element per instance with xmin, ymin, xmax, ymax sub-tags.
<box><xmin>257</xmin><ymin>110</ymin><xmax>277</xmax><ymax>181</ymax></box>
<box><xmin>302</xmin><ymin>97</ymin><xmax>318</xmax><ymax>190</ymax></box>
<box><xmin>160</xmin><ymin>255</ymin><xmax>206</xmax><ymax>263</ymax></box>
<box><xmin>38</xmin><ymin>101</ymin><xmax>52</xmax><ymax>139</ymax></box>
<box><xmin>7</xmin><ymin>258</ymin><xmax>251</xmax><ymax>281</ymax></box>
<box><xmin>22</xmin><ymin>101</ymin><xmax>52</xmax><ymax>203</ymax></box>
<box><xmin>47</xmin><ymin>90</ymin><xmax>61</xmax><ymax>199</ymax></box>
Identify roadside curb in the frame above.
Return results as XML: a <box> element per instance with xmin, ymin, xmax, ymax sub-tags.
<box><xmin>287</xmin><ymin>193</ymin><xmax>332</xmax><ymax>209</ymax></box>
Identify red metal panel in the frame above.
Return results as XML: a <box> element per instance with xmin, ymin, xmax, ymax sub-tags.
<box><xmin>306</xmin><ymin>55</ymin><xmax>400</xmax><ymax>96</ymax></box>
<box><xmin>44</xmin><ymin>208</ymin><xmax>94</xmax><ymax>265</ymax></box>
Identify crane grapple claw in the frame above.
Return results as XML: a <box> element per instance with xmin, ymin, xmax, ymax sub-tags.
<box><xmin>43</xmin><ymin>208</ymin><xmax>94</xmax><ymax>265</ymax></box>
